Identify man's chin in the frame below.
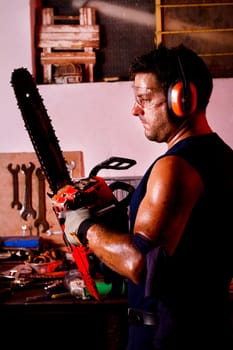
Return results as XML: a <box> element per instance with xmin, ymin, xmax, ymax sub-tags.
<box><xmin>145</xmin><ymin>132</ymin><xmax>154</xmax><ymax>141</ymax></box>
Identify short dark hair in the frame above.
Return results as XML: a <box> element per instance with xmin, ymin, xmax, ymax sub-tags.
<box><xmin>129</xmin><ymin>43</ymin><xmax>213</xmax><ymax>110</ymax></box>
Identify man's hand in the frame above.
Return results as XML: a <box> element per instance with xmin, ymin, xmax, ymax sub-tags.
<box><xmin>64</xmin><ymin>207</ymin><xmax>93</xmax><ymax>246</ymax></box>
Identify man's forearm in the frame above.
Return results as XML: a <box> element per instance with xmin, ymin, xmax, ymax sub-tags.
<box><xmin>87</xmin><ymin>225</ymin><xmax>145</xmax><ymax>284</ymax></box>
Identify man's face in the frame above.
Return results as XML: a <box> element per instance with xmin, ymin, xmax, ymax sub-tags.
<box><xmin>132</xmin><ymin>73</ymin><xmax>172</xmax><ymax>143</ymax></box>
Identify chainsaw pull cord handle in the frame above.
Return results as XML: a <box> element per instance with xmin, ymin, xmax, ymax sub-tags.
<box><xmin>88</xmin><ymin>156</ymin><xmax>136</xmax><ymax>209</ymax></box>
<box><xmin>89</xmin><ymin>156</ymin><xmax>137</xmax><ymax>177</ymax></box>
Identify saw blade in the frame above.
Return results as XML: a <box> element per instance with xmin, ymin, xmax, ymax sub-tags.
<box><xmin>10</xmin><ymin>67</ymin><xmax>101</xmax><ymax>301</ymax></box>
<box><xmin>10</xmin><ymin>67</ymin><xmax>72</xmax><ymax>194</ymax></box>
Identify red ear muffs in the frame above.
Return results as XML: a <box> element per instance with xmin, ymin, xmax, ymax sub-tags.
<box><xmin>168</xmin><ymin>81</ymin><xmax>198</xmax><ymax>118</ymax></box>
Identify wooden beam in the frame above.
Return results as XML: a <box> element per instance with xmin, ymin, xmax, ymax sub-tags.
<box><xmin>41</xmin><ymin>51</ymin><xmax>96</xmax><ymax>65</ymax></box>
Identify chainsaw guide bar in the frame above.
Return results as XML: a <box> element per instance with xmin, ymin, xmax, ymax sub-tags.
<box><xmin>11</xmin><ymin>67</ymin><xmax>72</xmax><ymax>195</ymax></box>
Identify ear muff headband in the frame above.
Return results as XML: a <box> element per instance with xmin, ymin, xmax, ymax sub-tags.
<box><xmin>168</xmin><ymin>81</ymin><xmax>198</xmax><ymax>118</ymax></box>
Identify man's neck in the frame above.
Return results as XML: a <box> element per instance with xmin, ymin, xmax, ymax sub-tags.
<box><xmin>167</xmin><ymin>111</ymin><xmax>213</xmax><ymax>149</ymax></box>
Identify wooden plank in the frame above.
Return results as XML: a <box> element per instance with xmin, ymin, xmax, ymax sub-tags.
<box><xmin>42</xmin><ymin>7</ymin><xmax>54</xmax><ymax>25</ymax></box>
<box><xmin>41</xmin><ymin>51</ymin><xmax>96</xmax><ymax>65</ymax></box>
<box><xmin>80</xmin><ymin>7</ymin><xmax>96</xmax><ymax>25</ymax></box>
<box><xmin>39</xmin><ymin>24</ymin><xmax>99</xmax><ymax>33</ymax></box>
<box><xmin>53</xmin><ymin>15</ymin><xmax>80</xmax><ymax>21</ymax></box>
<box><xmin>38</xmin><ymin>32</ymin><xmax>99</xmax><ymax>40</ymax></box>
<box><xmin>37</xmin><ymin>25</ymin><xmax>100</xmax><ymax>49</ymax></box>
<box><xmin>38</xmin><ymin>39</ymin><xmax>99</xmax><ymax>50</ymax></box>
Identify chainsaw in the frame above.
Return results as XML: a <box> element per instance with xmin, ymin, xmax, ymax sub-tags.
<box><xmin>11</xmin><ymin>67</ymin><xmax>136</xmax><ymax>301</ymax></box>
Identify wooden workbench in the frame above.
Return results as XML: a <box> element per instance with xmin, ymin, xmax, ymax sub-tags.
<box><xmin>0</xmin><ymin>282</ymin><xmax>128</xmax><ymax>350</ymax></box>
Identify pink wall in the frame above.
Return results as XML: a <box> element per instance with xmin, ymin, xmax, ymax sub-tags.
<box><xmin>1</xmin><ymin>1</ymin><xmax>233</xmax><ymax>178</ymax></box>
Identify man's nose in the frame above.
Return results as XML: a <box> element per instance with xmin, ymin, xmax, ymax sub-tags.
<box><xmin>131</xmin><ymin>101</ymin><xmax>143</xmax><ymax>116</ymax></box>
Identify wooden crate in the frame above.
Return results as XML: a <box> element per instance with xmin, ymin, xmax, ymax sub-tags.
<box><xmin>36</xmin><ymin>7</ymin><xmax>100</xmax><ymax>83</ymax></box>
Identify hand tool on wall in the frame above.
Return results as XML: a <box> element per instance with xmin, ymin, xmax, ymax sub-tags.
<box><xmin>20</xmin><ymin>162</ymin><xmax>37</xmax><ymax>221</ymax></box>
<box><xmin>7</xmin><ymin>163</ymin><xmax>22</xmax><ymax>210</ymax></box>
<box><xmin>34</xmin><ymin>167</ymin><xmax>50</xmax><ymax>233</ymax></box>
<box><xmin>66</xmin><ymin>160</ymin><xmax>76</xmax><ymax>179</ymax></box>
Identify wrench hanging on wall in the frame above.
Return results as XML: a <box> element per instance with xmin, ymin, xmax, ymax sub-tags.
<box><xmin>7</xmin><ymin>163</ymin><xmax>22</xmax><ymax>210</ymax></box>
<box><xmin>34</xmin><ymin>167</ymin><xmax>50</xmax><ymax>234</ymax></box>
<box><xmin>20</xmin><ymin>162</ymin><xmax>37</xmax><ymax>221</ymax></box>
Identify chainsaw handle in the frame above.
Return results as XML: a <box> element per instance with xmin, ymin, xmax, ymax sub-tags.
<box><xmin>89</xmin><ymin>156</ymin><xmax>136</xmax><ymax>177</ymax></box>
<box><xmin>109</xmin><ymin>181</ymin><xmax>135</xmax><ymax>208</ymax></box>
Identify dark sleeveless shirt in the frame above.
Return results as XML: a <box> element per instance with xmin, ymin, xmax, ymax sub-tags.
<box><xmin>127</xmin><ymin>133</ymin><xmax>233</xmax><ymax>350</ymax></box>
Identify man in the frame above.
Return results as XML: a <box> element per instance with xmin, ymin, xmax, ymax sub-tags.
<box><xmin>63</xmin><ymin>44</ymin><xmax>233</xmax><ymax>349</ymax></box>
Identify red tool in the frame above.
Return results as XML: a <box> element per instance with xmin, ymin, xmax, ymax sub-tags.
<box><xmin>11</xmin><ymin>67</ymin><xmax>136</xmax><ymax>300</ymax></box>
<box><xmin>51</xmin><ymin>158</ymin><xmax>136</xmax><ymax>301</ymax></box>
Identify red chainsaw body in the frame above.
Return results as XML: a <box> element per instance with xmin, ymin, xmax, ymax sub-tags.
<box><xmin>52</xmin><ymin>175</ymin><xmax>116</xmax><ymax>213</ymax></box>
<box><xmin>51</xmin><ymin>175</ymin><xmax>118</xmax><ymax>301</ymax></box>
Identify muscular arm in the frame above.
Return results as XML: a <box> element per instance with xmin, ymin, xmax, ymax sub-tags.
<box><xmin>87</xmin><ymin>224</ymin><xmax>144</xmax><ymax>284</ymax></box>
<box><xmin>87</xmin><ymin>155</ymin><xmax>204</xmax><ymax>284</ymax></box>
<box><xmin>134</xmin><ymin>156</ymin><xmax>204</xmax><ymax>255</ymax></box>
